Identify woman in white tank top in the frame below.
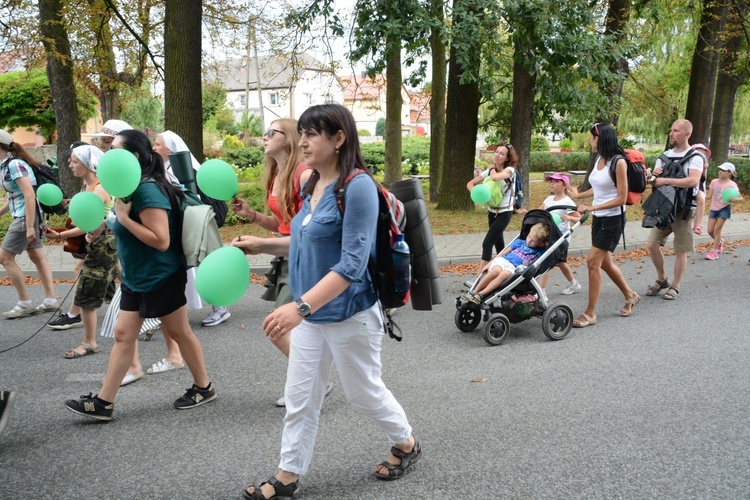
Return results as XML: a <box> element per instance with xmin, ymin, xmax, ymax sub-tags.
<box><xmin>567</xmin><ymin>123</ymin><xmax>640</xmax><ymax>328</ymax></box>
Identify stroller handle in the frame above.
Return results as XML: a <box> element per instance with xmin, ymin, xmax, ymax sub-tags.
<box><xmin>545</xmin><ymin>205</ymin><xmax>590</xmax><ymax>224</ymax></box>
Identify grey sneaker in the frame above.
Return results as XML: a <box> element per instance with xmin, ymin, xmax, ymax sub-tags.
<box><xmin>31</xmin><ymin>301</ymin><xmax>59</xmax><ymax>315</ymax></box>
<box><xmin>3</xmin><ymin>303</ymin><xmax>37</xmax><ymax>319</ymax></box>
<box><xmin>275</xmin><ymin>382</ymin><xmax>334</xmax><ymax>408</ymax></box>
<box><xmin>201</xmin><ymin>307</ymin><xmax>230</xmax><ymax>327</ymax></box>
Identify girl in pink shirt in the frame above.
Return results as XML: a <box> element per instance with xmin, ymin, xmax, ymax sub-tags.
<box><xmin>705</xmin><ymin>162</ymin><xmax>742</xmax><ymax>260</ymax></box>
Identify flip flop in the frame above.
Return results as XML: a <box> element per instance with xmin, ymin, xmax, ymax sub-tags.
<box><xmin>573</xmin><ymin>313</ymin><xmax>597</xmax><ymax>328</ymax></box>
<box><xmin>620</xmin><ymin>293</ymin><xmax>641</xmax><ymax>317</ymax></box>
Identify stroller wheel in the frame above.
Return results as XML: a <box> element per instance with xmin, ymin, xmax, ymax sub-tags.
<box><xmin>542</xmin><ymin>302</ymin><xmax>573</xmax><ymax>340</ymax></box>
<box><xmin>455</xmin><ymin>303</ymin><xmax>482</xmax><ymax>332</ymax></box>
<box><xmin>483</xmin><ymin>313</ymin><xmax>510</xmax><ymax>346</ymax></box>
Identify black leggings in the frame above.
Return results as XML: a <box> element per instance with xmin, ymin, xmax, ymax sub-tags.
<box><xmin>482</xmin><ymin>210</ymin><xmax>513</xmax><ymax>261</ymax></box>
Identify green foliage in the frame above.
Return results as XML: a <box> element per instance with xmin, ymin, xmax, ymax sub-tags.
<box><xmin>402</xmin><ymin>136</ymin><xmax>430</xmax><ymax>163</ymax></box>
<box><xmin>0</xmin><ymin>69</ymin><xmax>96</xmax><ymax>140</ymax></box>
<box><xmin>361</xmin><ymin>141</ymin><xmax>386</xmax><ymax>171</ymax></box>
<box><xmin>375</xmin><ymin>117</ymin><xmax>386</xmax><ymax>137</ymax></box>
<box><xmin>223</xmin><ymin>134</ymin><xmax>245</xmax><ymax>150</ymax></box>
<box><xmin>222</xmin><ymin>146</ymin><xmax>265</xmax><ymax>168</ymax></box>
<box><xmin>531</xmin><ymin>135</ymin><xmax>550</xmax><ymax>151</ymax></box>
<box><xmin>559</xmin><ymin>138</ymin><xmax>572</xmax><ymax>149</ymax></box>
<box><xmin>121</xmin><ymin>85</ymin><xmax>163</xmax><ymax>131</ymax></box>
<box><xmin>202</xmin><ymin>82</ymin><xmax>238</xmax><ymax>135</ymax></box>
<box><xmin>358</xmin><ymin>129</ymin><xmax>372</xmax><ymax>136</ymax></box>
<box><xmin>619</xmin><ymin>137</ymin><xmax>636</xmax><ymax>149</ymax></box>
<box><xmin>360</xmin><ymin>136</ymin><xmax>431</xmax><ymax>175</ymax></box>
<box><xmin>236</xmin><ymin>112</ymin><xmax>263</xmax><ymax>140</ymax></box>
<box><xmin>223</xmin><ymin>181</ymin><xmax>267</xmax><ymax>226</ymax></box>
<box><xmin>571</xmin><ymin>133</ymin><xmax>590</xmax><ymax>151</ymax></box>
<box><xmin>528</xmin><ymin>152</ymin><xmax>590</xmax><ymax>172</ymax></box>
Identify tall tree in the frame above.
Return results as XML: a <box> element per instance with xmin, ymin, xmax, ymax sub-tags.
<box><xmin>437</xmin><ymin>0</ymin><xmax>484</xmax><ymax>210</ymax></box>
<box><xmin>164</xmin><ymin>0</ymin><xmax>203</xmax><ymax>161</ymax></box>
<box><xmin>684</xmin><ymin>0</ymin><xmax>727</xmax><ymax>144</ymax></box>
<box><xmin>709</xmin><ymin>0</ymin><xmax>749</xmax><ymax>163</ymax></box>
<box><xmin>384</xmin><ymin>39</ymin><xmax>403</xmax><ymax>186</ymax></box>
<box><xmin>38</xmin><ymin>0</ymin><xmax>82</xmax><ymax>196</ymax></box>
<box><xmin>428</xmin><ymin>0</ymin><xmax>446</xmax><ymax>202</ymax></box>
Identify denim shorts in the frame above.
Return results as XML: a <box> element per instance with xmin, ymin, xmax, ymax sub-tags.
<box><xmin>709</xmin><ymin>205</ymin><xmax>731</xmax><ymax>220</ymax></box>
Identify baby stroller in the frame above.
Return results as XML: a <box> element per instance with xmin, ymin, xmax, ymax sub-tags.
<box><xmin>455</xmin><ymin>207</ymin><xmax>588</xmax><ymax>346</ymax></box>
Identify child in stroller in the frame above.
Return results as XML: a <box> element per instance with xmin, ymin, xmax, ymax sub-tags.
<box><xmin>460</xmin><ymin>222</ymin><xmax>550</xmax><ymax>305</ymax></box>
<box><xmin>455</xmin><ymin>208</ymin><xmax>587</xmax><ymax>345</ymax></box>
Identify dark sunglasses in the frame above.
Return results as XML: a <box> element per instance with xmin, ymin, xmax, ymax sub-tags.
<box><xmin>264</xmin><ymin>128</ymin><xmax>286</xmax><ymax>138</ymax></box>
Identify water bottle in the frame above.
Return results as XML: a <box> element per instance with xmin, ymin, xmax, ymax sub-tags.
<box><xmin>392</xmin><ymin>234</ymin><xmax>411</xmax><ymax>293</ymax></box>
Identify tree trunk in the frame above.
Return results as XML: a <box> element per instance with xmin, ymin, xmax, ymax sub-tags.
<box><xmin>685</xmin><ymin>0</ymin><xmax>727</xmax><ymax>144</ymax></box>
<box><xmin>709</xmin><ymin>0</ymin><xmax>748</xmax><ymax>164</ymax></box>
<box><xmin>437</xmin><ymin>40</ymin><xmax>479</xmax><ymax>210</ymax></box>
<box><xmin>602</xmin><ymin>0</ymin><xmax>631</xmax><ymax>127</ymax></box>
<box><xmin>509</xmin><ymin>45</ymin><xmax>535</xmax><ymax>207</ymax></box>
<box><xmin>164</xmin><ymin>0</ymin><xmax>203</xmax><ymax>161</ymax></box>
<box><xmin>39</xmin><ymin>0</ymin><xmax>83</xmax><ymax>196</ymax></box>
<box><xmin>384</xmin><ymin>37</ymin><xmax>403</xmax><ymax>187</ymax></box>
<box><xmin>428</xmin><ymin>0</ymin><xmax>446</xmax><ymax>202</ymax></box>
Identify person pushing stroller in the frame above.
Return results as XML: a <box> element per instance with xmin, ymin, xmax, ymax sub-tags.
<box><xmin>460</xmin><ymin>222</ymin><xmax>551</xmax><ymax>305</ymax></box>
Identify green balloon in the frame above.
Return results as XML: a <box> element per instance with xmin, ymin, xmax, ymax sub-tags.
<box><xmin>552</xmin><ymin>213</ymin><xmax>563</xmax><ymax>226</ymax></box>
<box><xmin>69</xmin><ymin>192</ymin><xmax>105</xmax><ymax>233</ymax></box>
<box><xmin>722</xmin><ymin>187</ymin><xmax>740</xmax><ymax>204</ymax></box>
<box><xmin>37</xmin><ymin>183</ymin><xmax>63</xmax><ymax>206</ymax></box>
<box><xmin>471</xmin><ymin>184</ymin><xmax>492</xmax><ymax>205</ymax></box>
<box><xmin>197</xmin><ymin>159</ymin><xmax>239</xmax><ymax>201</ymax></box>
<box><xmin>195</xmin><ymin>246</ymin><xmax>250</xmax><ymax>306</ymax></box>
<box><xmin>97</xmin><ymin>149</ymin><xmax>141</xmax><ymax>197</ymax></box>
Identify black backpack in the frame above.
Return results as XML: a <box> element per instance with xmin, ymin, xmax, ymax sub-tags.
<box><xmin>335</xmin><ymin>169</ymin><xmax>408</xmax><ymax>340</ymax></box>
<box><xmin>1</xmin><ymin>157</ymin><xmax>67</xmax><ymax>216</ymax></box>
<box><xmin>642</xmin><ymin>149</ymin><xmax>699</xmax><ymax>229</ymax></box>
<box><xmin>609</xmin><ymin>149</ymin><xmax>648</xmax><ymax>205</ymax></box>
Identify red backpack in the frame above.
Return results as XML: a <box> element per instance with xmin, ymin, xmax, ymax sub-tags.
<box><xmin>610</xmin><ymin>149</ymin><xmax>648</xmax><ymax>205</ymax></box>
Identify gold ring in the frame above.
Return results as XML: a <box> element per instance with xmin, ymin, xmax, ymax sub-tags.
<box><xmin>276</xmin><ymin>325</ymin><xmax>281</xmax><ymax>330</ymax></box>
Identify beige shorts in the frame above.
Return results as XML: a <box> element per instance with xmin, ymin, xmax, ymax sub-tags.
<box><xmin>648</xmin><ymin>209</ymin><xmax>696</xmax><ymax>252</ymax></box>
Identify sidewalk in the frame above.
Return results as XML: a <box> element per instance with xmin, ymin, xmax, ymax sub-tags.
<box><xmin>5</xmin><ymin>213</ymin><xmax>750</xmax><ymax>280</ymax></box>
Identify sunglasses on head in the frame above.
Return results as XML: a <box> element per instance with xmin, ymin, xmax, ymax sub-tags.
<box><xmin>264</xmin><ymin>128</ymin><xmax>286</xmax><ymax>138</ymax></box>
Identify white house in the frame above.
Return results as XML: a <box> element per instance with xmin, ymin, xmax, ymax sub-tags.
<box><xmin>206</xmin><ymin>53</ymin><xmax>343</xmax><ymax>128</ymax></box>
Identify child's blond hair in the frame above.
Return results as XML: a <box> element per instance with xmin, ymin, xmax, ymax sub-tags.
<box><xmin>530</xmin><ymin>223</ymin><xmax>550</xmax><ymax>244</ymax></box>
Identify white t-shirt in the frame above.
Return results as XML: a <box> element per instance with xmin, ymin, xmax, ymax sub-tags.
<box><xmin>654</xmin><ymin>148</ymin><xmax>705</xmax><ymax>208</ymax></box>
<box><xmin>480</xmin><ymin>166</ymin><xmax>516</xmax><ymax>212</ymax></box>
<box><xmin>590</xmin><ymin>156</ymin><xmax>624</xmax><ymax>217</ymax></box>
<box><xmin>543</xmin><ymin>195</ymin><xmax>577</xmax><ymax>235</ymax></box>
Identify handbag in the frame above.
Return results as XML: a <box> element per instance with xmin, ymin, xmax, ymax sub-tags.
<box><xmin>48</xmin><ymin>217</ymin><xmax>87</xmax><ymax>258</ymax></box>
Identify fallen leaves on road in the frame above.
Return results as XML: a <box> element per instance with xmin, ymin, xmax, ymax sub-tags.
<box><xmin>471</xmin><ymin>377</ymin><xmax>490</xmax><ymax>383</ymax></box>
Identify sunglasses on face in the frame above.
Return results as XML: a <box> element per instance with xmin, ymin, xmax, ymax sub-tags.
<box><xmin>264</xmin><ymin>128</ymin><xmax>286</xmax><ymax>138</ymax></box>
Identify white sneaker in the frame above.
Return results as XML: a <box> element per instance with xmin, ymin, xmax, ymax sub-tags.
<box><xmin>201</xmin><ymin>307</ymin><xmax>231</xmax><ymax>327</ymax></box>
<box><xmin>31</xmin><ymin>300</ymin><xmax>60</xmax><ymax>315</ymax></box>
<box><xmin>120</xmin><ymin>371</ymin><xmax>144</xmax><ymax>386</ymax></box>
<box><xmin>275</xmin><ymin>382</ymin><xmax>334</xmax><ymax>408</ymax></box>
<box><xmin>561</xmin><ymin>281</ymin><xmax>582</xmax><ymax>295</ymax></box>
<box><xmin>3</xmin><ymin>303</ymin><xmax>37</xmax><ymax>318</ymax></box>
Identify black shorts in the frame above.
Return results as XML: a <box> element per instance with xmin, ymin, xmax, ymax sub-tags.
<box><xmin>120</xmin><ymin>268</ymin><xmax>187</xmax><ymax>318</ymax></box>
<box><xmin>591</xmin><ymin>213</ymin><xmax>625</xmax><ymax>253</ymax></box>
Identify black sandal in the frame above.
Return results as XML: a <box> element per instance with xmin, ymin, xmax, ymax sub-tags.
<box><xmin>646</xmin><ymin>278</ymin><xmax>670</xmax><ymax>296</ymax></box>
<box><xmin>242</xmin><ymin>477</ymin><xmax>299</xmax><ymax>499</ymax></box>
<box><xmin>374</xmin><ymin>441</ymin><xmax>422</xmax><ymax>481</ymax></box>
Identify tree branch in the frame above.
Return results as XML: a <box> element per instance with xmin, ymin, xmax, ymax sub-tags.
<box><xmin>102</xmin><ymin>0</ymin><xmax>163</xmax><ymax>79</ymax></box>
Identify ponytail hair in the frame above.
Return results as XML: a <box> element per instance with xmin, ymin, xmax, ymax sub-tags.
<box><xmin>0</xmin><ymin>140</ymin><xmax>41</xmax><ymax>170</ymax></box>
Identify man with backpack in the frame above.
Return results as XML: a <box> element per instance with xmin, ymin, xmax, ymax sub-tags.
<box><xmin>644</xmin><ymin>119</ymin><xmax>703</xmax><ymax>301</ymax></box>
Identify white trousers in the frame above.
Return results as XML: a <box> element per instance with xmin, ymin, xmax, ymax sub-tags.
<box><xmin>279</xmin><ymin>303</ymin><xmax>412</xmax><ymax>475</ymax></box>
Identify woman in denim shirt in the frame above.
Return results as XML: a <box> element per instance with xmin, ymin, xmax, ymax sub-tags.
<box><xmin>242</xmin><ymin>104</ymin><xmax>420</xmax><ymax>499</ymax></box>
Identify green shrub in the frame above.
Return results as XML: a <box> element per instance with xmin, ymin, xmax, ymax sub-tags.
<box><xmin>223</xmin><ymin>134</ymin><xmax>245</xmax><ymax>150</ymax></box>
<box><xmin>402</xmin><ymin>136</ymin><xmax>430</xmax><ymax>164</ymax></box>
<box><xmin>571</xmin><ymin>133</ymin><xmax>590</xmax><ymax>151</ymax></box>
<box><xmin>620</xmin><ymin>137</ymin><xmax>636</xmax><ymax>149</ymax></box>
<box><xmin>531</xmin><ymin>135</ymin><xmax>550</xmax><ymax>152</ymax></box>
<box><xmin>222</xmin><ymin>146</ymin><xmax>265</xmax><ymax>169</ymax></box>
<box><xmin>358</xmin><ymin>129</ymin><xmax>372</xmax><ymax>136</ymax></box>
<box><xmin>361</xmin><ymin>141</ymin><xmax>385</xmax><ymax>172</ymax></box>
<box><xmin>559</xmin><ymin>138</ymin><xmax>572</xmax><ymax>150</ymax></box>
<box><xmin>224</xmin><ymin>181</ymin><xmax>266</xmax><ymax>226</ymax></box>
<box><xmin>375</xmin><ymin>118</ymin><xmax>386</xmax><ymax>137</ymax></box>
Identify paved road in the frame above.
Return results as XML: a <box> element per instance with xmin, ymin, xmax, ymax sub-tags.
<box><xmin>1</xmin><ymin>241</ymin><xmax>749</xmax><ymax>498</ymax></box>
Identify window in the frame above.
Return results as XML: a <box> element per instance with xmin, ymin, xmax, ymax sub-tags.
<box><xmin>304</xmin><ymin>93</ymin><xmax>314</xmax><ymax>105</ymax></box>
<box><xmin>269</xmin><ymin>93</ymin><xmax>278</xmax><ymax>105</ymax></box>
<box><xmin>239</xmin><ymin>95</ymin><xmax>246</xmax><ymax>106</ymax></box>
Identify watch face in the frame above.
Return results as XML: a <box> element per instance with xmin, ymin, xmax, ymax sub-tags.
<box><xmin>297</xmin><ymin>300</ymin><xmax>311</xmax><ymax>317</ymax></box>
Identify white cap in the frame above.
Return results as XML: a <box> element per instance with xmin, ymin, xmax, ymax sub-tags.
<box><xmin>84</xmin><ymin>119</ymin><xmax>133</xmax><ymax>138</ymax></box>
<box><xmin>0</xmin><ymin>129</ymin><xmax>13</xmax><ymax>147</ymax></box>
<box><xmin>717</xmin><ymin>162</ymin><xmax>736</xmax><ymax>174</ymax></box>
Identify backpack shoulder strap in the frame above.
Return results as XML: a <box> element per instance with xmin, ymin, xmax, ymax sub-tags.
<box><xmin>334</xmin><ymin>168</ymin><xmax>366</xmax><ymax>215</ymax></box>
<box><xmin>609</xmin><ymin>154</ymin><xmax>626</xmax><ymax>185</ymax></box>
